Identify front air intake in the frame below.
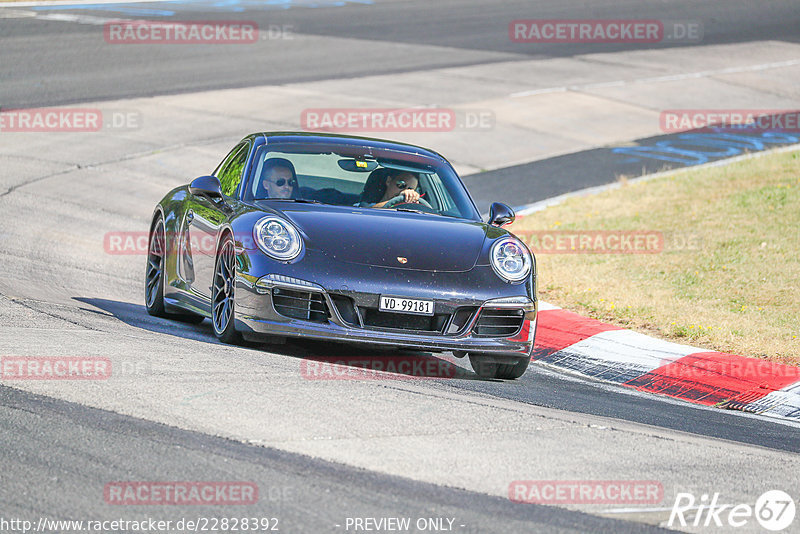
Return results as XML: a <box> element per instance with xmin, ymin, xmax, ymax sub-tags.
<box><xmin>473</xmin><ymin>308</ymin><xmax>525</xmax><ymax>337</ymax></box>
<box><xmin>272</xmin><ymin>288</ymin><xmax>328</xmax><ymax>322</ymax></box>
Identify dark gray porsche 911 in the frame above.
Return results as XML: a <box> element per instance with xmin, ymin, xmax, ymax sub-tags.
<box><xmin>146</xmin><ymin>132</ymin><xmax>537</xmax><ymax>379</ymax></box>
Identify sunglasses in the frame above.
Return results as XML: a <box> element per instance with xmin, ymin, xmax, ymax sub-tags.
<box><xmin>268</xmin><ymin>178</ymin><xmax>297</xmax><ymax>187</ymax></box>
<box><xmin>394</xmin><ymin>180</ymin><xmax>418</xmax><ymax>191</ymax></box>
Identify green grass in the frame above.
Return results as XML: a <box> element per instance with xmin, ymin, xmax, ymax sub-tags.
<box><xmin>511</xmin><ymin>149</ymin><xmax>800</xmax><ymax>364</ymax></box>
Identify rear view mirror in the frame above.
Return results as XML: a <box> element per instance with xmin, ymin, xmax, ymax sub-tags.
<box><xmin>488</xmin><ymin>202</ymin><xmax>515</xmax><ymax>227</ymax></box>
<box><xmin>338</xmin><ymin>158</ymin><xmax>378</xmax><ymax>172</ymax></box>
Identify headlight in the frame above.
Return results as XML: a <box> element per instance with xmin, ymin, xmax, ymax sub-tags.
<box><xmin>490</xmin><ymin>236</ymin><xmax>532</xmax><ymax>283</ymax></box>
<box><xmin>253</xmin><ymin>217</ymin><xmax>302</xmax><ymax>261</ymax></box>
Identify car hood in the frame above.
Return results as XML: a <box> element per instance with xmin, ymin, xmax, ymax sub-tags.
<box><xmin>278</xmin><ymin>205</ymin><xmax>488</xmax><ymax>272</ymax></box>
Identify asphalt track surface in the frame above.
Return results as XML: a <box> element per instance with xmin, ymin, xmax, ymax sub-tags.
<box><xmin>1</xmin><ymin>0</ymin><xmax>799</xmax><ymax>108</ymax></box>
<box><xmin>1</xmin><ymin>384</ymin><xmax>668</xmax><ymax>534</ymax></box>
<box><xmin>2</xmin><ymin>1</ymin><xmax>800</xmax><ymax>532</ymax></box>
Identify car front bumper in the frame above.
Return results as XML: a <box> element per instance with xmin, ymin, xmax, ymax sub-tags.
<box><xmin>233</xmin><ymin>271</ymin><xmax>536</xmax><ymax>356</ymax></box>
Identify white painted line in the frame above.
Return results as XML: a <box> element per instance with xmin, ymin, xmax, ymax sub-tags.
<box><xmin>35</xmin><ymin>12</ymin><xmax>116</xmax><ymax>24</ymax></box>
<box><xmin>515</xmin><ymin>181</ymin><xmax>629</xmax><ymax>217</ymax></box>
<box><xmin>635</xmin><ymin>58</ymin><xmax>800</xmax><ymax>84</ymax></box>
<box><xmin>509</xmin><ymin>86</ymin><xmax>568</xmax><ymax>98</ymax></box>
<box><xmin>537</xmin><ymin>301</ymin><xmax>561</xmax><ymax>311</ymax></box>
<box><xmin>510</xmin><ymin>59</ymin><xmax>800</xmax><ymax>98</ymax></box>
<box><xmin>514</xmin><ymin>142</ymin><xmax>800</xmax><ymax>216</ymax></box>
<box><xmin>0</xmin><ymin>8</ymin><xmax>34</xmax><ymax>17</ymax></box>
<box><xmin>0</xmin><ymin>0</ymin><xmax>174</xmax><ymax>7</ymax></box>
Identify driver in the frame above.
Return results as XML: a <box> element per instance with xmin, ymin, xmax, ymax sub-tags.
<box><xmin>261</xmin><ymin>158</ymin><xmax>297</xmax><ymax>199</ymax></box>
<box><xmin>371</xmin><ymin>170</ymin><xmax>430</xmax><ymax>208</ymax></box>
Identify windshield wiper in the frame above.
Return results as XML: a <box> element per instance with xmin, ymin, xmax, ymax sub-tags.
<box><xmin>267</xmin><ymin>198</ymin><xmax>322</xmax><ymax>204</ymax></box>
<box><xmin>393</xmin><ymin>207</ymin><xmax>428</xmax><ymax>214</ymax></box>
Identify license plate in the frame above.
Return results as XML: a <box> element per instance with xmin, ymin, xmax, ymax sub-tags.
<box><xmin>379</xmin><ymin>296</ymin><xmax>434</xmax><ymax>316</ymax></box>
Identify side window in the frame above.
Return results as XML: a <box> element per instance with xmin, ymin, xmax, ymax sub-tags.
<box><xmin>216</xmin><ymin>142</ymin><xmax>249</xmax><ymax>197</ymax></box>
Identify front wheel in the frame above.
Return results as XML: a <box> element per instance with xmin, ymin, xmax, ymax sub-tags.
<box><xmin>212</xmin><ymin>235</ymin><xmax>243</xmax><ymax>345</ymax></box>
<box><xmin>469</xmin><ymin>353</ymin><xmax>531</xmax><ymax>380</ymax></box>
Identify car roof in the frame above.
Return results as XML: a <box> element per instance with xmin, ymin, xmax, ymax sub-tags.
<box><xmin>254</xmin><ymin>131</ymin><xmax>448</xmax><ymax>163</ymax></box>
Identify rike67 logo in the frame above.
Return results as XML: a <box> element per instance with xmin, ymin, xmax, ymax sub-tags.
<box><xmin>669</xmin><ymin>490</ymin><xmax>796</xmax><ymax>531</ymax></box>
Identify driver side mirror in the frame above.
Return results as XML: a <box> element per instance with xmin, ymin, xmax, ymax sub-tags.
<box><xmin>488</xmin><ymin>202</ymin><xmax>515</xmax><ymax>227</ymax></box>
<box><xmin>189</xmin><ymin>175</ymin><xmax>224</xmax><ymax>200</ymax></box>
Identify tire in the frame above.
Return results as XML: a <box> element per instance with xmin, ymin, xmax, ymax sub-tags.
<box><xmin>211</xmin><ymin>234</ymin><xmax>243</xmax><ymax>345</ymax></box>
<box><xmin>469</xmin><ymin>353</ymin><xmax>531</xmax><ymax>380</ymax></box>
<box><xmin>145</xmin><ymin>214</ymin><xmax>205</xmax><ymax>324</ymax></box>
<box><xmin>145</xmin><ymin>215</ymin><xmax>169</xmax><ymax>317</ymax></box>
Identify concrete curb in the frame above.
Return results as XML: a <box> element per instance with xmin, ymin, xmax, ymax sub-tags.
<box><xmin>534</xmin><ymin>302</ymin><xmax>800</xmax><ymax>422</ymax></box>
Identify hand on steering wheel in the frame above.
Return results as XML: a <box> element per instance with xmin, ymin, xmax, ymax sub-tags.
<box><xmin>399</xmin><ymin>189</ymin><xmax>421</xmax><ymax>204</ymax></box>
<box><xmin>400</xmin><ymin>190</ymin><xmax>432</xmax><ymax>208</ymax></box>
<box><xmin>384</xmin><ymin>192</ymin><xmax>432</xmax><ymax>209</ymax></box>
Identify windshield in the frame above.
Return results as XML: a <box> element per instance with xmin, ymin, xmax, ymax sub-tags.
<box><xmin>244</xmin><ymin>143</ymin><xmax>481</xmax><ymax>220</ymax></box>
